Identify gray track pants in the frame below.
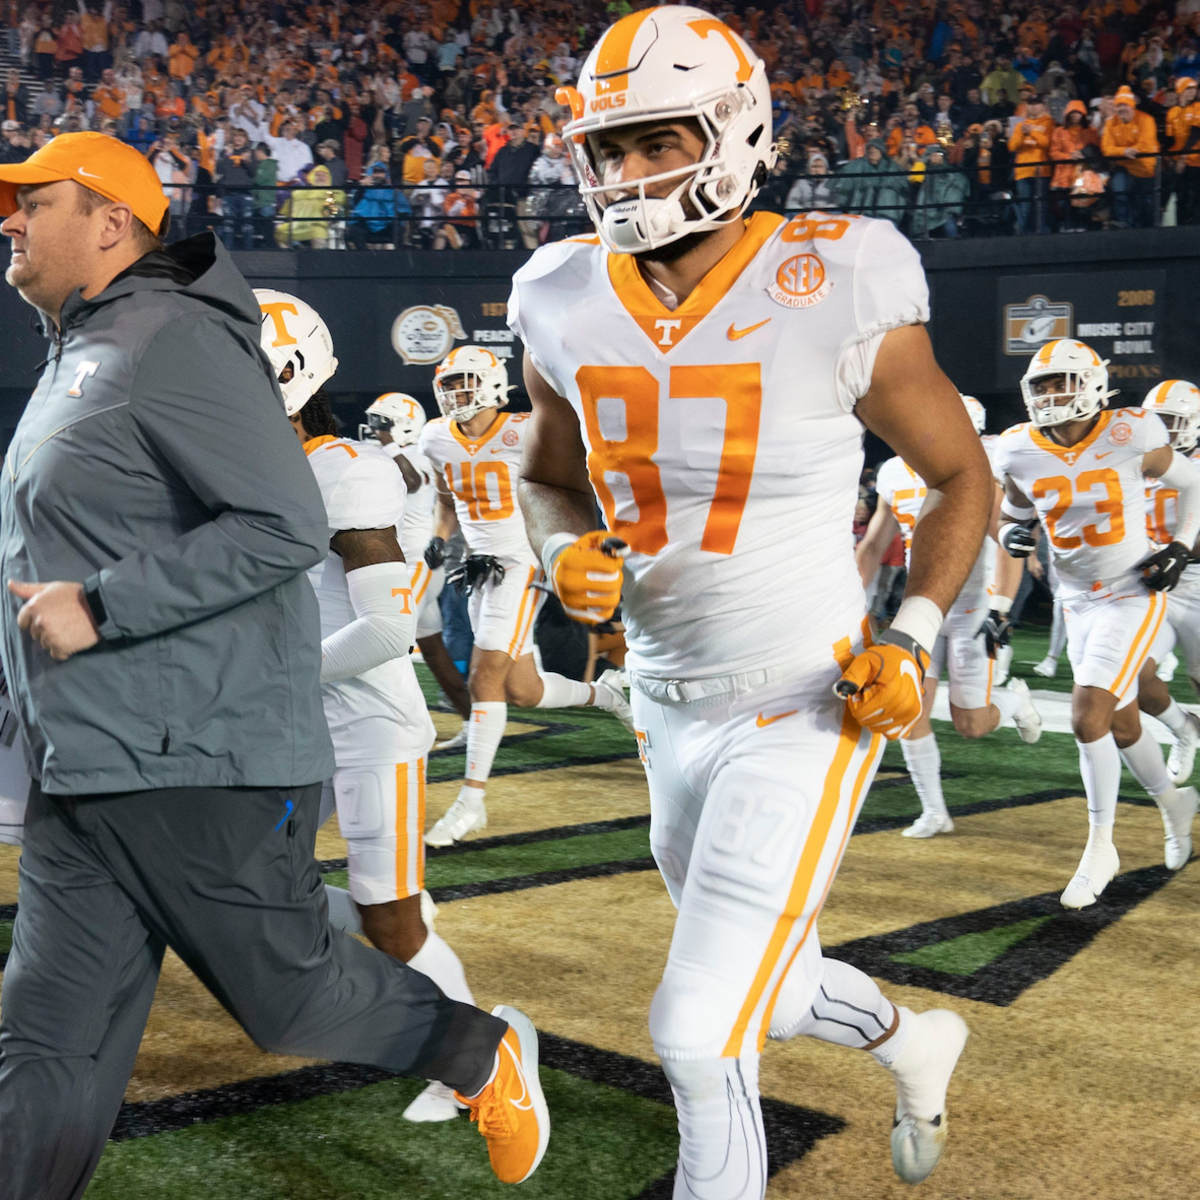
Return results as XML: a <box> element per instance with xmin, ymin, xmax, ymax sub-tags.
<box><xmin>0</xmin><ymin>781</ymin><xmax>506</xmax><ymax>1200</ymax></box>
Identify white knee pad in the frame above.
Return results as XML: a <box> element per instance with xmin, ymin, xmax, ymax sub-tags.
<box><xmin>651</xmin><ymin>977</ymin><xmax>730</xmax><ymax>1062</ymax></box>
<box><xmin>334</xmin><ymin>769</ymin><xmax>388</xmax><ymax>838</ymax></box>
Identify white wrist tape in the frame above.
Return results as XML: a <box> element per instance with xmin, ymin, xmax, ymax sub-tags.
<box><xmin>990</xmin><ymin>594</ymin><xmax>1013</xmax><ymax>616</ymax></box>
<box><xmin>382</xmin><ymin>442</ymin><xmax>405</xmax><ymax>460</ymax></box>
<box><xmin>1157</xmin><ymin>450</ymin><xmax>1200</xmax><ymax>549</ymax></box>
<box><xmin>1000</xmin><ymin>495</ymin><xmax>1036</xmax><ymax>522</ymax></box>
<box><xmin>540</xmin><ymin>531</ymin><xmax>577</xmax><ymax>589</ymax></box>
<box><xmin>888</xmin><ymin>595</ymin><xmax>945</xmax><ymax>657</ymax></box>
<box><xmin>320</xmin><ymin>560</ymin><xmax>415</xmax><ymax>684</ymax></box>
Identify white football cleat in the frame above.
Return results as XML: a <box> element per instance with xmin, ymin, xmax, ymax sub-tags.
<box><xmin>1006</xmin><ymin>677</ymin><xmax>1043</xmax><ymax>744</ymax></box>
<box><xmin>888</xmin><ymin>1007</ymin><xmax>969</xmax><ymax>1185</ymax></box>
<box><xmin>1167</xmin><ymin>712</ymin><xmax>1200</xmax><ymax>784</ymax></box>
<box><xmin>993</xmin><ymin>643</ymin><xmax>1014</xmax><ymax>687</ymax></box>
<box><xmin>403</xmin><ymin>1081</ymin><xmax>467</xmax><ymax>1123</ymax></box>
<box><xmin>1157</xmin><ymin>785</ymin><xmax>1197</xmax><ymax>871</ymax></box>
<box><xmin>1031</xmin><ymin>656</ymin><xmax>1058</xmax><ymax>679</ymax></box>
<box><xmin>1060</xmin><ymin>839</ymin><xmax>1120</xmax><ymax>909</ymax></box>
<box><xmin>435</xmin><ymin>722</ymin><xmax>470</xmax><ymax>752</ymax></box>
<box><xmin>901</xmin><ymin>811</ymin><xmax>954</xmax><ymax>839</ymax></box>
<box><xmin>592</xmin><ymin>669</ymin><xmax>635</xmax><ymax>734</ymax></box>
<box><xmin>425</xmin><ymin>790</ymin><xmax>487</xmax><ymax>847</ymax></box>
<box><xmin>1156</xmin><ymin>651</ymin><xmax>1179</xmax><ymax>683</ymax></box>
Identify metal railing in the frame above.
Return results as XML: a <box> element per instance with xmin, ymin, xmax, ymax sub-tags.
<box><xmin>164</xmin><ymin>149</ymin><xmax>1198</xmax><ymax>250</ymax></box>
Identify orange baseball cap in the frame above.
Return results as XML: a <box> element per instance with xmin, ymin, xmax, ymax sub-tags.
<box><xmin>1176</xmin><ymin>76</ymin><xmax>1198</xmax><ymax>93</ymax></box>
<box><xmin>0</xmin><ymin>131</ymin><xmax>168</xmax><ymax>232</ymax></box>
<box><xmin>1113</xmin><ymin>86</ymin><xmax>1138</xmax><ymax>106</ymax></box>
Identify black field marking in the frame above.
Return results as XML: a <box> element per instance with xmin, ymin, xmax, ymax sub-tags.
<box><xmin>109</xmin><ymin>1028</ymin><xmax>844</xmax><ymax>1192</ymax></box>
<box><xmin>428</xmin><ymin>717</ymin><xmax>576</xmax><ymax>757</ymax></box>
<box><xmin>0</xmin><ymin>904</ymin><xmax>15</xmax><ymax>921</ymax></box>
<box><xmin>429</xmin><ymin>857</ymin><xmax>658</xmax><ymax>902</ymax></box>
<box><xmin>830</xmin><ymin>862</ymin><xmax>1176</xmax><ymax>1006</ymax></box>
<box><xmin>461</xmin><ymin>749</ymin><xmax>639</xmax><ymax>778</ymax></box>
<box><xmin>854</xmin><ymin>786</ymin><xmax>1081</xmax><ymax>836</ymax></box>
<box><xmin>535</xmin><ymin>1032</ymin><xmax>845</xmax><ymax>1199</ymax></box>
<box><xmin>429</xmin><ymin>714</ymin><xmax>639</xmax><ymax>776</ymax></box>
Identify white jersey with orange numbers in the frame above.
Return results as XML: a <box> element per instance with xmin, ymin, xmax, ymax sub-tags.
<box><xmin>305</xmin><ymin>435</ymin><xmax>436</xmax><ymax>766</ymax></box>
<box><xmin>510</xmin><ymin>212</ymin><xmax>930</xmax><ymax>681</ymax></box>
<box><xmin>992</xmin><ymin>408</ymin><xmax>1168</xmax><ymax>600</ymax></box>
<box><xmin>393</xmin><ymin>445</ymin><xmax>437</xmax><ymax>566</ymax></box>
<box><xmin>1146</xmin><ymin>445</ymin><xmax>1200</xmax><ymax>594</ymax></box>
<box><xmin>417</xmin><ymin>412</ymin><xmax>537</xmax><ymax>564</ymax></box>
<box><xmin>875</xmin><ymin>438</ymin><xmax>997</xmax><ymax>614</ymax></box>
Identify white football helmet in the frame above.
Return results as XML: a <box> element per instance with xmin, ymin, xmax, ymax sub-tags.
<box><xmin>361</xmin><ymin>392</ymin><xmax>427</xmax><ymax>445</ymax></box>
<box><xmin>1020</xmin><ymin>339</ymin><xmax>1118</xmax><ymax>428</ymax></box>
<box><xmin>433</xmin><ymin>346</ymin><xmax>510</xmax><ymax>422</ymax></box>
<box><xmin>961</xmin><ymin>394</ymin><xmax>986</xmax><ymax>435</ymax></box>
<box><xmin>556</xmin><ymin>6</ymin><xmax>776</xmax><ymax>254</ymax></box>
<box><xmin>1143</xmin><ymin>379</ymin><xmax>1200</xmax><ymax>453</ymax></box>
<box><xmin>254</xmin><ymin>288</ymin><xmax>338</xmax><ymax>416</ymax></box>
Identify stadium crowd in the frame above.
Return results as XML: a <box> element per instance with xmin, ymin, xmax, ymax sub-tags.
<box><xmin>2</xmin><ymin>0</ymin><xmax>1200</xmax><ymax>246</ymax></box>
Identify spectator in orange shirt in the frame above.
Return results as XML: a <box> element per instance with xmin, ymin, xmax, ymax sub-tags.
<box><xmin>1166</xmin><ymin>76</ymin><xmax>1200</xmax><ymax>223</ymax></box>
<box><xmin>1050</xmin><ymin>99</ymin><xmax>1101</xmax><ymax>229</ymax></box>
<box><xmin>1008</xmin><ymin>93</ymin><xmax>1054</xmax><ymax>231</ymax></box>
<box><xmin>91</xmin><ymin>67</ymin><xmax>127</xmax><ymax>124</ymax></box>
<box><xmin>1102</xmin><ymin>85</ymin><xmax>1160</xmax><ymax>226</ymax></box>
<box><xmin>79</xmin><ymin>4</ymin><xmax>109</xmax><ymax>82</ymax></box>
<box><xmin>54</xmin><ymin>10</ymin><xmax>82</xmax><ymax>77</ymax></box>
<box><xmin>885</xmin><ymin>103</ymin><xmax>936</xmax><ymax>157</ymax></box>
<box><xmin>169</xmin><ymin>32</ymin><xmax>198</xmax><ymax>80</ymax></box>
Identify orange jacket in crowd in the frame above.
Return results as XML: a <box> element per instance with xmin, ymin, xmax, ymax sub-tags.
<box><xmin>1101</xmin><ymin>109</ymin><xmax>1159</xmax><ymax>177</ymax></box>
<box><xmin>1049</xmin><ymin>115</ymin><xmax>1100</xmax><ymax>189</ymax></box>
<box><xmin>93</xmin><ymin>84</ymin><xmax>127</xmax><ymax>119</ymax></box>
<box><xmin>1167</xmin><ymin>101</ymin><xmax>1200</xmax><ymax>169</ymax></box>
<box><xmin>1007</xmin><ymin>113</ymin><xmax>1054</xmax><ymax>180</ymax></box>
<box><xmin>886</xmin><ymin>122</ymin><xmax>935</xmax><ymax>156</ymax></box>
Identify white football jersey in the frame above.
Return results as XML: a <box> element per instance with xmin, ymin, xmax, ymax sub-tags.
<box><xmin>875</xmin><ymin>438</ymin><xmax>997</xmax><ymax>614</ymax></box>
<box><xmin>418</xmin><ymin>412</ymin><xmax>537</xmax><ymax>563</ymax></box>
<box><xmin>1145</xmin><ymin>445</ymin><xmax>1200</xmax><ymax>591</ymax></box>
<box><xmin>305</xmin><ymin>435</ymin><xmax>435</xmax><ymax>766</ymax></box>
<box><xmin>508</xmin><ymin>211</ymin><xmax>930</xmax><ymax>680</ymax></box>
<box><xmin>393</xmin><ymin>445</ymin><xmax>438</xmax><ymax>568</ymax></box>
<box><xmin>992</xmin><ymin>408</ymin><xmax>1168</xmax><ymax>600</ymax></box>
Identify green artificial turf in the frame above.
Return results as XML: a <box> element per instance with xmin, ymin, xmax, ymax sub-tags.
<box><xmin>86</xmin><ymin>1067</ymin><xmax>678</xmax><ymax>1200</ymax></box>
<box><xmin>890</xmin><ymin>916</ymin><xmax>1053</xmax><ymax>977</ymax></box>
<box><xmin>0</xmin><ymin>919</ymin><xmax>10</xmax><ymax>957</ymax></box>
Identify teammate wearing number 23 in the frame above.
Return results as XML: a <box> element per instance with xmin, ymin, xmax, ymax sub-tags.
<box><xmin>511</xmin><ymin>7</ymin><xmax>995</xmax><ymax>1195</ymax></box>
<box><xmin>993</xmin><ymin>339</ymin><xmax>1200</xmax><ymax>912</ymax></box>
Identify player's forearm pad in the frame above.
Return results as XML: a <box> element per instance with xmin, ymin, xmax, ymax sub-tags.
<box><xmin>1157</xmin><ymin>450</ymin><xmax>1200</xmax><ymax>549</ymax></box>
<box><xmin>320</xmin><ymin>560</ymin><xmax>415</xmax><ymax>684</ymax></box>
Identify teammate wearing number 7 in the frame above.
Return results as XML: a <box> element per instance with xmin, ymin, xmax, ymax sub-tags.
<box><xmin>993</xmin><ymin>339</ymin><xmax>1200</xmax><ymax>910</ymax></box>
<box><xmin>417</xmin><ymin>346</ymin><xmax>634</xmax><ymax>848</ymax></box>
<box><xmin>512</xmin><ymin>7</ymin><xmax>994</xmax><ymax>1194</ymax></box>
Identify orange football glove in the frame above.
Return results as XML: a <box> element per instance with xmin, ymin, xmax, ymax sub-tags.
<box><xmin>546</xmin><ymin>531</ymin><xmax>627</xmax><ymax>626</ymax></box>
<box><xmin>834</xmin><ymin>634</ymin><xmax>930</xmax><ymax>740</ymax></box>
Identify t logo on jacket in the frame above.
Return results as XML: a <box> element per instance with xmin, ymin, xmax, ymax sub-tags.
<box><xmin>67</xmin><ymin>360</ymin><xmax>99</xmax><ymax>397</ymax></box>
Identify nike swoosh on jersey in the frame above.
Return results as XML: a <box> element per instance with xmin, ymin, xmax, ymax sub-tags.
<box><xmin>756</xmin><ymin>709</ymin><xmax>798</xmax><ymax>727</ymax></box>
<box><xmin>1094</xmin><ymin>451</ymin><xmax>1113</xmax><ymax>460</ymax></box>
<box><xmin>727</xmin><ymin>318</ymin><xmax>772</xmax><ymax>341</ymax></box>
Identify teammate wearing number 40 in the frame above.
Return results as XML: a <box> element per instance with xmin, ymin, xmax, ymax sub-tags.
<box><xmin>510</xmin><ymin>6</ymin><xmax>995</xmax><ymax>1194</ymax></box>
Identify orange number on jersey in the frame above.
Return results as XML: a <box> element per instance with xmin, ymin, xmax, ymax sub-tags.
<box><xmin>578</xmin><ymin>365</ymin><xmax>764</xmax><ymax>557</ymax></box>
<box><xmin>1149</xmin><ymin>487</ymin><xmax>1177</xmax><ymax>544</ymax></box>
<box><xmin>889</xmin><ymin>487</ymin><xmax>925</xmax><ymax>552</ymax></box>
<box><xmin>781</xmin><ymin>215</ymin><xmax>853</xmax><ymax>243</ymax></box>
<box><xmin>669</xmin><ymin>364</ymin><xmax>762</xmax><ymax>553</ymax></box>
<box><xmin>577</xmin><ymin>366</ymin><xmax>669</xmax><ymax>555</ymax></box>
<box><xmin>444</xmin><ymin>461</ymin><xmax>514</xmax><ymax>522</ymax></box>
<box><xmin>1076</xmin><ymin>468</ymin><xmax>1125</xmax><ymax>547</ymax></box>
<box><xmin>1032</xmin><ymin>475</ymin><xmax>1081</xmax><ymax>550</ymax></box>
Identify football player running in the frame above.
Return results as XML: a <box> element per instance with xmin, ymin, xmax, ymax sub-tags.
<box><xmin>257</xmin><ymin>293</ymin><xmax>487</xmax><ymax>1125</ymax></box>
<box><xmin>857</xmin><ymin>393</ymin><xmax>1042</xmax><ymax>838</ymax></box>
<box><xmin>362</xmin><ymin>392</ymin><xmax>473</xmax><ymax>736</ymax></box>
<box><xmin>513</xmin><ymin>8</ymin><xmax>993</xmax><ymax>1193</ymax></box>
<box><xmin>418</xmin><ymin>346</ymin><xmax>635</xmax><ymax>847</ymax></box>
<box><xmin>994</xmin><ymin>340</ymin><xmax>1200</xmax><ymax>909</ymax></box>
<box><xmin>1136</xmin><ymin>380</ymin><xmax>1200</xmax><ymax>782</ymax></box>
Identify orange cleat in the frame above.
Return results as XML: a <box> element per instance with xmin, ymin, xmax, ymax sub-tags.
<box><xmin>456</xmin><ymin>1005</ymin><xmax>550</xmax><ymax>1184</ymax></box>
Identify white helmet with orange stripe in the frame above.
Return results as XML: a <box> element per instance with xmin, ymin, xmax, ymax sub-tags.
<box><xmin>254</xmin><ymin>288</ymin><xmax>338</xmax><ymax>416</ymax></box>
<box><xmin>1020</xmin><ymin>339</ymin><xmax>1117</xmax><ymax>428</ymax></box>
<box><xmin>1143</xmin><ymin>379</ymin><xmax>1200</xmax><ymax>452</ymax></box>
<box><xmin>362</xmin><ymin>392</ymin><xmax>426</xmax><ymax>445</ymax></box>
<box><xmin>434</xmin><ymin>346</ymin><xmax>511</xmax><ymax>422</ymax></box>
<box><xmin>961</xmin><ymin>394</ymin><xmax>986</xmax><ymax>435</ymax></box>
<box><xmin>556</xmin><ymin>6</ymin><xmax>775</xmax><ymax>254</ymax></box>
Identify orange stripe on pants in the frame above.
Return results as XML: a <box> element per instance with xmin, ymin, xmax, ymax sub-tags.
<box><xmin>395</xmin><ymin>762</ymin><xmax>409</xmax><ymax>898</ymax></box>
<box><xmin>721</xmin><ymin>708</ymin><xmax>864</xmax><ymax>1058</ymax></box>
<box><xmin>412</xmin><ymin>562</ymin><xmax>430</xmax><ymax>605</ymax></box>
<box><xmin>416</xmin><ymin>758</ymin><xmax>426</xmax><ymax>891</ymax></box>
<box><xmin>758</xmin><ymin>726</ymin><xmax>882</xmax><ymax>1048</ymax></box>
<box><xmin>506</xmin><ymin>566</ymin><xmax>537</xmax><ymax>659</ymax></box>
<box><xmin>1111</xmin><ymin>592</ymin><xmax>1165</xmax><ymax>698</ymax></box>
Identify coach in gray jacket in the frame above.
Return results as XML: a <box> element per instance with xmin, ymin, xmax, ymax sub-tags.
<box><xmin>0</xmin><ymin>133</ymin><xmax>507</xmax><ymax>1200</ymax></box>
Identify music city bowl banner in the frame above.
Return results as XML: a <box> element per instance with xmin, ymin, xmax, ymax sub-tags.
<box><xmin>997</xmin><ymin>270</ymin><xmax>1167</xmax><ymax>392</ymax></box>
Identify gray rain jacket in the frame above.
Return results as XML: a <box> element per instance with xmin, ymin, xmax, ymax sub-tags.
<box><xmin>0</xmin><ymin>233</ymin><xmax>334</xmax><ymax>794</ymax></box>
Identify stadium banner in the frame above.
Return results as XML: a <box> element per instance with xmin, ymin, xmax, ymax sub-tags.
<box><xmin>996</xmin><ymin>270</ymin><xmax>1167</xmax><ymax>390</ymax></box>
